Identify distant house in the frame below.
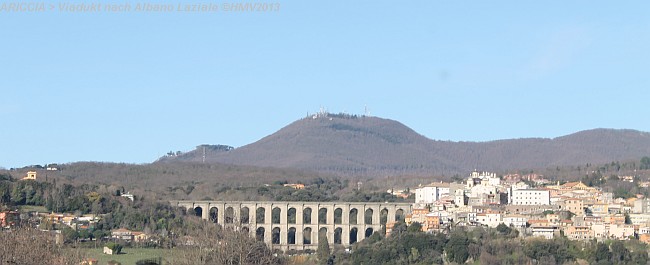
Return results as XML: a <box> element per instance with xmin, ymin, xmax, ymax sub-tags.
<box><xmin>62</xmin><ymin>216</ymin><xmax>76</xmax><ymax>226</ymax></box>
<box><xmin>132</xmin><ymin>231</ymin><xmax>150</xmax><ymax>242</ymax></box>
<box><xmin>120</xmin><ymin>192</ymin><xmax>135</xmax><ymax>201</ymax></box>
<box><xmin>111</xmin><ymin>228</ymin><xmax>150</xmax><ymax>242</ymax></box>
<box><xmin>476</xmin><ymin>212</ymin><xmax>502</xmax><ymax>228</ymax></box>
<box><xmin>531</xmin><ymin>225</ymin><xmax>558</xmax><ymax>239</ymax></box>
<box><xmin>563</xmin><ymin>197</ymin><xmax>584</xmax><ymax>215</ymax></box>
<box><xmin>640</xmin><ymin>234</ymin><xmax>650</xmax><ymax>244</ymax></box>
<box><xmin>103</xmin><ymin>246</ymin><xmax>114</xmax><ymax>255</ymax></box>
<box><xmin>565</xmin><ymin>226</ymin><xmax>594</xmax><ymax>240</ymax></box>
<box><xmin>283</xmin><ymin>183</ymin><xmax>305</xmax><ymax>190</ymax></box>
<box><xmin>46</xmin><ymin>213</ymin><xmax>65</xmax><ymax>223</ymax></box>
<box><xmin>0</xmin><ymin>211</ymin><xmax>19</xmax><ymax>227</ymax></box>
<box><xmin>502</xmin><ymin>214</ymin><xmax>528</xmax><ymax>228</ymax></box>
<box><xmin>112</xmin><ymin>228</ymin><xmax>135</xmax><ymax>241</ymax></box>
<box><xmin>20</xmin><ymin>171</ymin><xmax>37</xmax><ymax>181</ymax></box>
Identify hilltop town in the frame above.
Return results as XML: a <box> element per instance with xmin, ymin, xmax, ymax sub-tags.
<box><xmin>407</xmin><ymin>170</ymin><xmax>650</xmax><ymax>242</ymax></box>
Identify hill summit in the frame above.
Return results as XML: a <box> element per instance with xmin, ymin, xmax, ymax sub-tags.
<box><xmin>159</xmin><ymin>113</ymin><xmax>650</xmax><ymax>176</ymax></box>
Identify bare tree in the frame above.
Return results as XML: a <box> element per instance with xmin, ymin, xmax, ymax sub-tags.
<box><xmin>169</xmin><ymin>219</ymin><xmax>284</xmax><ymax>265</ymax></box>
<box><xmin>0</xmin><ymin>227</ymin><xmax>85</xmax><ymax>265</ymax></box>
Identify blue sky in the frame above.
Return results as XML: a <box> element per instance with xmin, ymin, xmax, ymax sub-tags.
<box><xmin>1</xmin><ymin>1</ymin><xmax>649</xmax><ymax>168</ymax></box>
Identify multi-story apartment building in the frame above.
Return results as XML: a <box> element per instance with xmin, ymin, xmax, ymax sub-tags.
<box><xmin>510</xmin><ymin>189</ymin><xmax>550</xmax><ymax>205</ymax></box>
<box><xmin>563</xmin><ymin>197</ymin><xmax>584</xmax><ymax>215</ymax></box>
<box><xmin>476</xmin><ymin>212</ymin><xmax>502</xmax><ymax>228</ymax></box>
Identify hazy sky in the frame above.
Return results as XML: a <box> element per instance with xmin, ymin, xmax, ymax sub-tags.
<box><xmin>1</xmin><ymin>1</ymin><xmax>649</xmax><ymax>168</ymax></box>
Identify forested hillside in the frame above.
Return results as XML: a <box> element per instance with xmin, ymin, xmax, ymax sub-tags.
<box><xmin>1</xmin><ymin>162</ymin><xmax>412</xmax><ymax>202</ymax></box>
<box><xmin>161</xmin><ymin>114</ymin><xmax>650</xmax><ymax>177</ymax></box>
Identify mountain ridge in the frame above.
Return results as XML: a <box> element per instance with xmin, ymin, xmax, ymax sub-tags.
<box><xmin>158</xmin><ymin>115</ymin><xmax>650</xmax><ymax>177</ymax></box>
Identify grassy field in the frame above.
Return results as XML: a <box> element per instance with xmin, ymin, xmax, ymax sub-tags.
<box><xmin>19</xmin><ymin>205</ymin><xmax>48</xmax><ymax>212</ymax></box>
<box><xmin>85</xmin><ymin>247</ymin><xmax>166</xmax><ymax>265</ymax></box>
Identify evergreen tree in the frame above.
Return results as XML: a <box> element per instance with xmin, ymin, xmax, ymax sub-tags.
<box><xmin>445</xmin><ymin>230</ymin><xmax>469</xmax><ymax>263</ymax></box>
<box><xmin>317</xmin><ymin>232</ymin><xmax>330</xmax><ymax>264</ymax></box>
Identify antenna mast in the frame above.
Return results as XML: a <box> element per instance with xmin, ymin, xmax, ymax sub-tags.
<box><xmin>202</xmin><ymin>146</ymin><xmax>206</xmax><ymax>163</ymax></box>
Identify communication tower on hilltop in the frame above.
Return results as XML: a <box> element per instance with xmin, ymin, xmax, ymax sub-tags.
<box><xmin>312</xmin><ymin>106</ymin><xmax>329</xmax><ymax>119</ymax></box>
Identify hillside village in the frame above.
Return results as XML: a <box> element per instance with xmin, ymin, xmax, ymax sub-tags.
<box><xmin>405</xmin><ymin>170</ymin><xmax>650</xmax><ymax>243</ymax></box>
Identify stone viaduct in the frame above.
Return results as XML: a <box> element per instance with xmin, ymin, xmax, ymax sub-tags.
<box><xmin>170</xmin><ymin>201</ymin><xmax>413</xmax><ymax>251</ymax></box>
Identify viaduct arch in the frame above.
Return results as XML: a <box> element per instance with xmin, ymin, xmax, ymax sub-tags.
<box><xmin>170</xmin><ymin>201</ymin><xmax>413</xmax><ymax>251</ymax></box>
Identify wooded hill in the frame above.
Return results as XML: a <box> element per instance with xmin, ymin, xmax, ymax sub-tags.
<box><xmin>160</xmin><ymin>114</ymin><xmax>650</xmax><ymax>177</ymax></box>
<box><xmin>2</xmin><ymin>162</ymin><xmax>385</xmax><ymax>202</ymax></box>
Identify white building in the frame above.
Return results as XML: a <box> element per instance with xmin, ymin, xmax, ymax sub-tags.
<box><xmin>634</xmin><ymin>199</ymin><xmax>650</xmax><ymax>214</ymax></box>
<box><xmin>640</xmin><ymin>227</ymin><xmax>650</xmax><ymax>235</ymax></box>
<box><xmin>471</xmin><ymin>184</ymin><xmax>497</xmax><ymax>197</ymax></box>
<box><xmin>415</xmin><ymin>184</ymin><xmax>450</xmax><ymax>204</ymax></box>
<box><xmin>502</xmin><ymin>214</ymin><xmax>528</xmax><ymax>228</ymax></box>
<box><xmin>602</xmin><ymin>224</ymin><xmax>635</xmax><ymax>240</ymax></box>
<box><xmin>486</xmin><ymin>177</ymin><xmax>501</xmax><ymax>187</ymax></box>
<box><xmin>454</xmin><ymin>189</ymin><xmax>466</xmax><ymax>206</ymax></box>
<box><xmin>415</xmin><ymin>187</ymin><xmax>439</xmax><ymax>204</ymax></box>
<box><xmin>476</xmin><ymin>213</ymin><xmax>502</xmax><ymax>228</ymax></box>
<box><xmin>531</xmin><ymin>226</ymin><xmax>557</xmax><ymax>239</ymax></box>
<box><xmin>467</xmin><ymin>171</ymin><xmax>500</xmax><ymax>188</ymax></box>
<box><xmin>630</xmin><ymin>213</ymin><xmax>650</xmax><ymax>226</ymax></box>
<box><xmin>510</xmin><ymin>189</ymin><xmax>550</xmax><ymax>205</ymax></box>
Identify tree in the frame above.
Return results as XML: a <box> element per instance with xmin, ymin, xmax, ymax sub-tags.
<box><xmin>451</xmin><ymin>174</ymin><xmax>463</xmax><ymax>183</ymax></box>
<box><xmin>468</xmin><ymin>243</ymin><xmax>480</xmax><ymax>261</ymax></box>
<box><xmin>641</xmin><ymin>156</ymin><xmax>650</xmax><ymax>170</ymax></box>
<box><xmin>390</xmin><ymin>221</ymin><xmax>407</xmax><ymax>237</ymax></box>
<box><xmin>11</xmin><ymin>184</ymin><xmax>26</xmax><ymax>205</ymax></box>
<box><xmin>407</xmin><ymin>222</ymin><xmax>423</xmax><ymax>233</ymax></box>
<box><xmin>496</xmin><ymin>223</ymin><xmax>512</xmax><ymax>235</ymax></box>
<box><xmin>524</xmin><ymin>238</ymin><xmax>557</xmax><ymax>262</ymax></box>
<box><xmin>609</xmin><ymin>241</ymin><xmax>628</xmax><ymax>263</ymax></box>
<box><xmin>408</xmin><ymin>247</ymin><xmax>420</xmax><ymax>263</ymax></box>
<box><xmin>0</xmin><ymin>227</ymin><xmax>85</xmax><ymax>264</ymax></box>
<box><xmin>61</xmin><ymin>226</ymin><xmax>79</xmax><ymax>243</ymax></box>
<box><xmin>593</xmin><ymin>242</ymin><xmax>611</xmax><ymax>263</ymax></box>
<box><xmin>445</xmin><ymin>230</ymin><xmax>469</xmax><ymax>264</ymax></box>
<box><xmin>106</xmin><ymin>242</ymin><xmax>123</xmax><ymax>255</ymax></box>
<box><xmin>170</xmin><ymin>220</ymin><xmax>284</xmax><ymax>265</ymax></box>
<box><xmin>317</xmin><ymin>232</ymin><xmax>331</xmax><ymax>264</ymax></box>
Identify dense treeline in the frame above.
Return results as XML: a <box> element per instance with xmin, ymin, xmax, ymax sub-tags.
<box><xmin>4</xmin><ymin>162</ymin><xmax>347</xmax><ymax>201</ymax></box>
<box><xmin>5</xmin><ymin>156</ymin><xmax>650</xmax><ymax>205</ymax></box>
<box><xmin>333</xmin><ymin>222</ymin><xmax>649</xmax><ymax>265</ymax></box>
<box><xmin>251</xmin><ymin>178</ymin><xmax>409</xmax><ymax>202</ymax></box>
<box><xmin>527</xmin><ymin>157</ymin><xmax>650</xmax><ymax>184</ymax></box>
<box><xmin>1</xmin><ymin>179</ymin><xmax>49</xmax><ymax>206</ymax></box>
<box><xmin>0</xmin><ymin>176</ymin><xmax>187</xmax><ymax>241</ymax></box>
